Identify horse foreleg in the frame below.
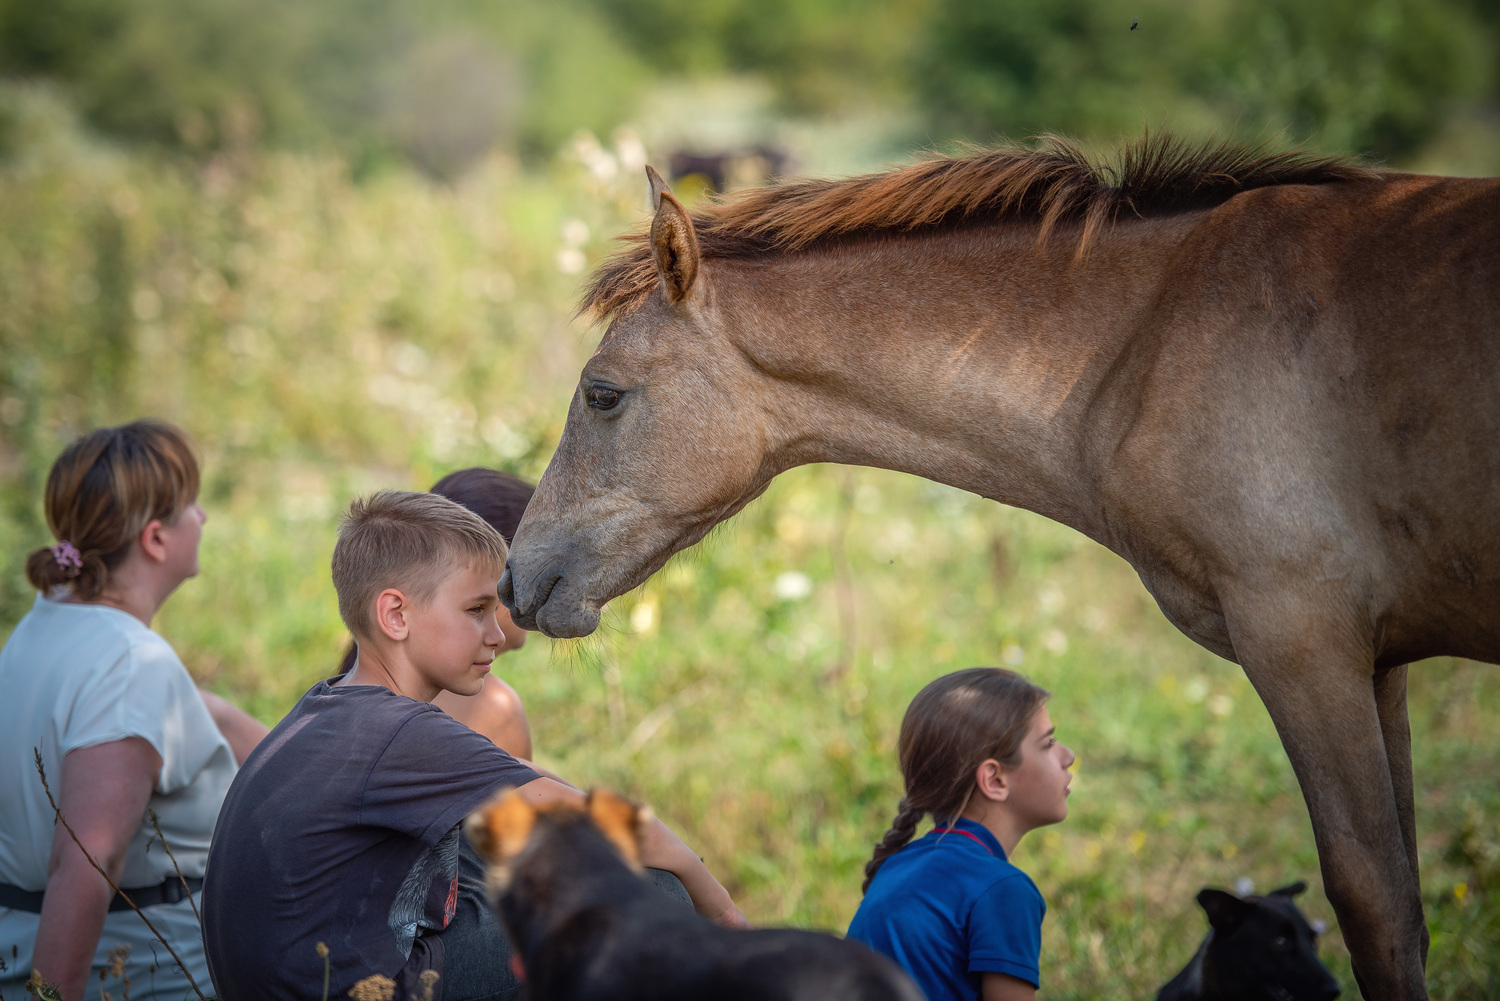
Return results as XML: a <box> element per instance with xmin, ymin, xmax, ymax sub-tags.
<box><xmin>1227</xmin><ymin>607</ymin><xmax>1427</xmax><ymax>1001</ymax></box>
<box><xmin>1373</xmin><ymin>662</ymin><xmax>1428</xmax><ymax>967</ymax></box>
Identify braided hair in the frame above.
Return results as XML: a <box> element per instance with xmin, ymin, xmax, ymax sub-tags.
<box><xmin>863</xmin><ymin>668</ymin><xmax>1048</xmax><ymax>893</ymax></box>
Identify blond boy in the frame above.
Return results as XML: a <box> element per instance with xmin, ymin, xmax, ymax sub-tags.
<box><xmin>202</xmin><ymin>491</ymin><xmax>741</xmax><ymax>999</ymax></box>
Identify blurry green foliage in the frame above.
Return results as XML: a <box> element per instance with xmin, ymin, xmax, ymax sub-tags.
<box><xmin>917</xmin><ymin>0</ymin><xmax>1493</xmax><ymax>157</ymax></box>
<box><xmin>588</xmin><ymin>0</ymin><xmax>927</xmax><ymax>112</ymax></box>
<box><xmin>1</xmin><ymin>0</ymin><xmax>1496</xmax><ymax>165</ymax></box>
<box><xmin>0</xmin><ymin>93</ymin><xmax>1496</xmax><ymax>994</ymax></box>
<box><xmin>0</xmin><ymin>0</ymin><xmax>647</xmax><ymax>166</ymax></box>
<box><xmin>0</xmin><ymin>0</ymin><xmax>1496</xmax><ymax>989</ymax></box>
<box><xmin>0</xmin><ymin>0</ymin><xmax>388</xmax><ymax>147</ymax></box>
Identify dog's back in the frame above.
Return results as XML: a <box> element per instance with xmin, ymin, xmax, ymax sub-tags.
<box><xmin>1158</xmin><ymin>882</ymin><xmax>1340</xmax><ymax>1001</ymax></box>
<box><xmin>468</xmin><ymin>789</ymin><xmax>924</xmax><ymax>1001</ymax></box>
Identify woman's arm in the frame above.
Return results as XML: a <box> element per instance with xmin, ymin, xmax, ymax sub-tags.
<box><xmin>513</xmin><ymin>778</ymin><xmax>748</xmax><ymax>928</ymax></box>
<box><xmin>198</xmin><ymin>687</ymin><xmax>270</xmax><ymax>765</ymax></box>
<box><xmin>982</xmin><ymin>973</ymin><xmax>1036</xmax><ymax>1001</ymax></box>
<box><xmin>31</xmin><ymin>738</ymin><xmax>162</xmax><ymax>1001</ymax></box>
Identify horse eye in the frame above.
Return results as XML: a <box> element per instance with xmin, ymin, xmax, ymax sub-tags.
<box><xmin>586</xmin><ymin>386</ymin><xmax>621</xmax><ymax>411</ymax></box>
<box><xmin>1272</xmin><ymin>936</ymin><xmax>1288</xmax><ymax>948</ymax></box>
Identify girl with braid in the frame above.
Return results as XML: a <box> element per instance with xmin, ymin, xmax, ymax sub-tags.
<box><xmin>847</xmin><ymin>668</ymin><xmax>1075</xmax><ymax>1001</ymax></box>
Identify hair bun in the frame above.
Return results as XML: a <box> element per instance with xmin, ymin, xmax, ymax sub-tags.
<box><xmin>30</xmin><ymin>419</ymin><xmax>200</xmax><ymax>601</ymax></box>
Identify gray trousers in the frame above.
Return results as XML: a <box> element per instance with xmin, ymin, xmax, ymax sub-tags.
<box><xmin>430</xmin><ymin>841</ymin><xmax>691</xmax><ymax>1001</ymax></box>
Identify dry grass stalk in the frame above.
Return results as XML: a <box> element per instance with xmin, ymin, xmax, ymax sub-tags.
<box><xmin>30</xmin><ymin>749</ymin><xmax>208</xmax><ymax>1001</ymax></box>
<box><xmin>146</xmin><ymin>809</ymin><xmax>202</xmax><ymax>928</ymax></box>
<box><xmin>316</xmin><ymin>942</ymin><xmax>330</xmax><ymax>1001</ymax></box>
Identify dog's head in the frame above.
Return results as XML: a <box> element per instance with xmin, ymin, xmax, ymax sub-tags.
<box><xmin>464</xmin><ymin>786</ymin><xmax>654</xmax><ymax>892</ymax></box>
<box><xmin>1196</xmin><ymin>881</ymin><xmax>1341</xmax><ymax>1001</ymax></box>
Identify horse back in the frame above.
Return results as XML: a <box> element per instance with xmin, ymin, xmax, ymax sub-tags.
<box><xmin>1100</xmin><ymin>172</ymin><xmax>1500</xmax><ymax>663</ymax></box>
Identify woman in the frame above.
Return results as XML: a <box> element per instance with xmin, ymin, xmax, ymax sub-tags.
<box><xmin>0</xmin><ymin>420</ymin><xmax>267</xmax><ymax>1000</ymax></box>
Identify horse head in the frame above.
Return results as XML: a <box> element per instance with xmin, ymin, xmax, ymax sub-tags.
<box><xmin>501</xmin><ymin>168</ymin><xmax>783</xmax><ymax>637</ymax></box>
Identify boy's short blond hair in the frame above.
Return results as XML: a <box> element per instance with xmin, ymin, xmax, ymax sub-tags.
<box><xmin>333</xmin><ymin>489</ymin><xmax>509</xmax><ymax>638</ymax></box>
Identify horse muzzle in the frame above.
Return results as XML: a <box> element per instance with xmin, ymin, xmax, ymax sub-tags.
<box><xmin>499</xmin><ymin>560</ymin><xmax>603</xmax><ymax>639</ymax></box>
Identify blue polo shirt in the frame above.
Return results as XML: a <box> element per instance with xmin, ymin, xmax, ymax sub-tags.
<box><xmin>847</xmin><ymin>818</ymin><xmax>1044</xmax><ymax>1000</ymax></box>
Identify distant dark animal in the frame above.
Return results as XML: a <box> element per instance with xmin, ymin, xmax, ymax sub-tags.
<box><xmin>1130</xmin><ymin>18</ymin><xmax>1139</xmax><ymax>29</ymax></box>
<box><xmin>668</xmin><ymin>148</ymin><xmax>790</xmax><ymax>193</ymax></box>
<box><xmin>465</xmin><ymin>788</ymin><xmax>924</xmax><ymax>1001</ymax></box>
<box><xmin>1159</xmin><ymin>881</ymin><xmax>1341</xmax><ymax>1001</ymax></box>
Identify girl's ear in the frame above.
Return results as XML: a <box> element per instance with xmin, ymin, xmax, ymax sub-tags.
<box><xmin>974</xmin><ymin>758</ymin><xmax>1010</xmax><ymax>803</ymax></box>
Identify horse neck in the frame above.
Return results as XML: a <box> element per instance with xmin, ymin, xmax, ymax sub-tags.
<box><xmin>716</xmin><ymin>218</ymin><xmax>1192</xmax><ymax>543</ymax></box>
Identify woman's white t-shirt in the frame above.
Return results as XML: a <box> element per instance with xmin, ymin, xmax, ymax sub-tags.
<box><xmin>0</xmin><ymin>593</ymin><xmax>236</xmax><ymax>998</ymax></box>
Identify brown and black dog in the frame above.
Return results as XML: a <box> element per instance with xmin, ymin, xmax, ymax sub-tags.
<box><xmin>465</xmin><ymin>788</ymin><xmax>924</xmax><ymax>1001</ymax></box>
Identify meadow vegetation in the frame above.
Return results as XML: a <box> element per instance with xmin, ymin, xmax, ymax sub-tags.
<box><xmin>1</xmin><ymin>46</ymin><xmax>1498</xmax><ymax>1001</ymax></box>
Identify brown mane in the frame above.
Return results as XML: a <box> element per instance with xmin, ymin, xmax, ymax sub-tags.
<box><xmin>582</xmin><ymin>133</ymin><xmax>1376</xmax><ymax>320</ymax></box>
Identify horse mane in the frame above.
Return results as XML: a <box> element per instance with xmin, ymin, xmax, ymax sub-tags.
<box><xmin>581</xmin><ymin>133</ymin><xmax>1376</xmax><ymax>320</ymax></box>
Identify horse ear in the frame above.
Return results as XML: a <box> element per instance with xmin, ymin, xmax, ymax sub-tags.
<box><xmin>646</xmin><ymin>164</ymin><xmax>672</xmax><ymax>211</ymax></box>
<box><xmin>1270</xmin><ymin>880</ymin><xmax>1308</xmax><ymax>898</ymax></box>
<box><xmin>1197</xmin><ymin>888</ymin><xmax>1252</xmax><ymax>931</ymax></box>
<box><xmin>646</xmin><ymin>166</ymin><xmax>700</xmax><ymax>304</ymax></box>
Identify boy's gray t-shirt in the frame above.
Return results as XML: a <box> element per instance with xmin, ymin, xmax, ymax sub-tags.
<box><xmin>202</xmin><ymin>678</ymin><xmax>538</xmax><ymax>998</ymax></box>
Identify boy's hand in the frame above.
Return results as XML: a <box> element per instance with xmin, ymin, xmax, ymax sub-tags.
<box><xmin>636</xmin><ymin>814</ymin><xmax>745</xmax><ymax>925</ymax></box>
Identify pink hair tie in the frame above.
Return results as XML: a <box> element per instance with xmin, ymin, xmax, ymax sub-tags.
<box><xmin>51</xmin><ymin>541</ymin><xmax>83</xmax><ymax>577</ymax></box>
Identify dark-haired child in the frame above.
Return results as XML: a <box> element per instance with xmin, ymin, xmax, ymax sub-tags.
<box><xmin>847</xmin><ymin>668</ymin><xmax>1074</xmax><ymax>1001</ymax></box>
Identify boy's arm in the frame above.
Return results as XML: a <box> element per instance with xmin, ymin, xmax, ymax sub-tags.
<box><xmin>514</xmin><ymin>759</ymin><xmax>578</xmax><ymax>791</ymax></box>
<box><xmin>637</xmin><ymin>813</ymin><xmax>749</xmax><ymax>928</ymax></box>
<box><xmin>513</xmin><ymin>777</ymin><xmax>748</xmax><ymax>928</ymax></box>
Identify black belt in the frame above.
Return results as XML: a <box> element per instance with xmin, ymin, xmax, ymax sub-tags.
<box><xmin>0</xmin><ymin>876</ymin><xmax>203</xmax><ymax>914</ymax></box>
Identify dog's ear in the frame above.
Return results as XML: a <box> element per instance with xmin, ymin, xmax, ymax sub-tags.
<box><xmin>1269</xmin><ymin>880</ymin><xmax>1308</xmax><ymax>898</ymax></box>
<box><xmin>465</xmin><ymin>787</ymin><xmax>538</xmax><ymax>867</ymax></box>
<box><xmin>1197</xmin><ymin>888</ymin><xmax>1252</xmax><ymax>931</ymax></box>
<box><xmin>587</xmin><ymin>787</ymin><xmax>646</xmax><ymax>871</ymax></box>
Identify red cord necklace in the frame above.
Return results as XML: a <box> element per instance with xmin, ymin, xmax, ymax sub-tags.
<box><xmin>931</xmin><ymin>827</ymin><xmax>995</xmax><ymax>857</ymax></box>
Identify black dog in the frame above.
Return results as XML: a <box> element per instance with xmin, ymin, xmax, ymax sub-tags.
<box><xmin>466</xmin><ymin>788</ymin><xmax>924</xmax><ymax>1001</ymax></box>
<box><xmin>1158</xmin><ymin>881</ymin><xmax>1341</xmax><ymax>1001</ymax></box>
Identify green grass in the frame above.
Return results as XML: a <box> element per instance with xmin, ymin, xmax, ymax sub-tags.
<box><xmin>1</xmin><ymin>91</ymin><xmax>1496</xmax><ymax>998</ymax></box>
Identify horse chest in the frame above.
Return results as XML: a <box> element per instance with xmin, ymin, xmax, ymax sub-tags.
<box><xmin>1119</xmin><ymin>543</ymin><xmax>1239</xmax><ymax>663</ymax></box>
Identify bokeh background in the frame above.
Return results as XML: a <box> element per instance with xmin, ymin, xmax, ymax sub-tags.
<box><xmin>1</xmin><ymin>0</ymin><xmax>1498</xmax><ymax>996</ymax></box>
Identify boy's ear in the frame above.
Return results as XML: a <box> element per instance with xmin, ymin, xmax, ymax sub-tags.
<box><xmin>373</xmin><ymin>588</ymin><xmax>412</xmax><ymax>642</ymax></box>
<box><xmin>465</xmin><ymin>787</ymin><xmax>537</xmax><ymax>873</ymax></box>
<box><xmin>586</xmin><ymin>787</ymin><xmax>648</xmax><ymax>871</ymax></box>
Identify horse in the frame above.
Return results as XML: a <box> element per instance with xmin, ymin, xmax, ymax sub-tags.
<box><xmin>498</xmin><ymin>133</ymin><xmax>1500</xmax><ymax>1000</ymax></box>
